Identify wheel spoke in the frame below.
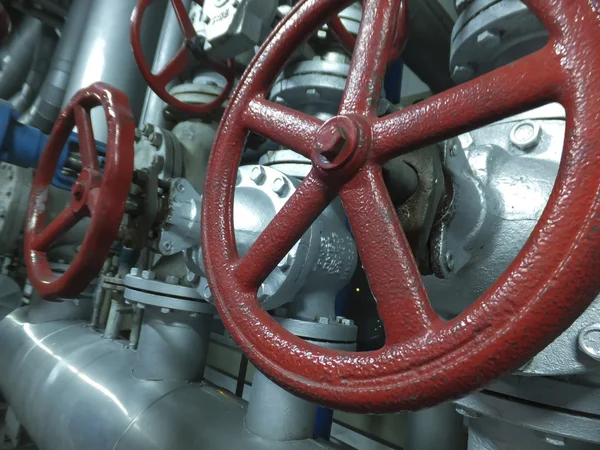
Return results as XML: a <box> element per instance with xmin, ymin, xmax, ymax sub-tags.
<box><xmin>74</xmin><ymin>105</ymin><xmax>99</xmax><ymax>171</ymax></box>
<box><xmin>372</xmin><ymin>45</ymin><xmax>563</xmax><ymax>163</ymax></box>
<box><xmin>339</xmin><ymin>0</ymin><xmax>406</xmax><ymax>116</ymax></box>
<box><xmin>235</xmin><ymin>170</ymin><xmax>339</xmax><ymax>287</ymax></box>
<box><xmin>31</xmin><ymin>207</ymin><xmax>86</xmax><ymax>252</ymax></box>
<box><xmin>244</xmin><ymin>97</ymin><xmax>323</xmax><ymax>159</ymax></box>
<box><xmin>155</xmin><ymin>45</ymin><xmax>190</xmax><ymax>87</ymax></box>
<box><xmin>171</xmin><ymin>0</ymin><xmax>196</xmax><ymax>39</ymax></box>
<box><xmin>340</xmin><ymin>165</ymin><xmax>440</xmax><ymax>343</ymax></box>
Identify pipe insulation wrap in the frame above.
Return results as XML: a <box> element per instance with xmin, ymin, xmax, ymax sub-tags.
<box><xmin>0</xmin><ymin>309</ymin><xmax>338</xmax><ymax>450</ymax></box>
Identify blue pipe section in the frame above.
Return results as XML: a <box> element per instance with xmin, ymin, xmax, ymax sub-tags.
<box><xmin>0</xmin><ymin>100</ymin><xmax>106</xmax><ymax>189</ymax></box>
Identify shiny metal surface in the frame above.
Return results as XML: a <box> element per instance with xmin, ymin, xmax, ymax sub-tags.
<box><xmin>20</xmin><ymin>0</ymin><xmax>91</xmax><ymax>132</ymax></box>
<box><xmin>425</xmin><ymin>103</ymin><xmax>565</xmax><ymax>316</ymax></box>
<box><xmin>62</xmin><ymin>0</ymin><xmax>166</xmax><ymax>142</ymax></box>
<box><xmin>0</xmin><ymin>308</ymin><xmax>340</xmax><ymax>450</ymax></box>
<box><xmin>9</xmin><ymin>25</ymin><xmax>57</xmax><ymax>114</ymax></box>
<box><xmin>0</xmin><ymin>17</ymin><xmax>42</xmax><ymax>99</ymax></box>
<box><xmin>246</xmin><ymin>370</ymin><xmax>318</xmax><ymax>441</ymax></box>
<box><xmin>405</xmin><ymin>403</ymin><xmax>466</xmax><ymax>450</ymax></box>
<box><xmin>134</xmin><ymin>307</ymin><xmax>211</xmax><ymax>382</ymax></box>
<box><xmin>139</xmin><ymin>0</ymin><xmax>191</xmax><ymax>128</ymax></box>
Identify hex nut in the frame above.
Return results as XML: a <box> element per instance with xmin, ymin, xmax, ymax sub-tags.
<box><xmin>272</xmin><ymin>177</ymin><xmax>288</xmax><ymax>197</ymax></box>
<box><xmin>277</xmin><ymin>254</ymin><xmax>292</xmax><ymax>271</ymax></box>
<box><xmin>202</xmin><ymin>285</ymin><xmax>212</xmax><ymax>300</ymax></box>
<box><xmin>317</xmin><ymin>316</ymin><xmax>330</xmax><ymax>325</ymax></box>
<box><xmin>578</xmin><ymin>324</ymin><xmax>600</xmax><ymax>361</ymax></box>
<box><xmin>160</xmin><ymin>308</ymin><xmax>172</xmax><ymax>314</ymax></box>
<box><xmin>510</xmin><ymin>120</ymin><xmax>542</xmax><ymax>150</ymax></box>
<box><xmin>257</xmin><ymin>285</ymin><xmax>268</xmax><ymax>301</ymax></box>
<box><xmin>130</xmin><ymin>267</ymin><xmax>142</xmax><ymax>277</ymax></box>
<box><xmin>477</xmin><ymin>30</ymin><xmax>501</xmax><ymax>48</ymax></box>
<box><xmin>165</xmin><ymin>275</ymin><xmax>180</xmax><ymax>285</ymax></box>
<box><xmin>141</xmin><ymin>270</ymin><xmax>156</xmax><ymax>280</ymax></box>
<box><xmin>250</xmin><ymin>166</ymin><xmax>266</xmax><ymax>184</ymax></box>
<box><xmin>451</xmin><ymin>65</ymin><xmax>474</xmax><ymax>84</ymax></box>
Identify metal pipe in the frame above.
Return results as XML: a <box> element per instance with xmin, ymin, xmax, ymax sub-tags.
<box><xmin>405</xmin><ymin>402</ymin><xmax>466</xmax><ymax>450</ymax></box>
<box><xmin>0</xmin><ymin>309</ymin><xmax>337</xmax><ymax>450</ymax></box>
<box><xmin>0</xmin><ymin>17</ymin><xmax>43</xmax><ymax>100</ymax></box>
<box><xmin>20</xmin><ymin>0</ymin><xmax>90</xmax><ymax>132</ymax></box>
<box><xmin>9</xmin><ymin>26</ymin><xmax>58</xmax><ymax>115</ymax></box>
<box><xmin>61</xmin><ymin>0</ymin><xmax>167</xmax><ymax>142</ymax></box>
<box><xmin>246</xmin><ymin>370</ymin><xmax>318</xmax><ymax>441</ymax></box>
<box><xmin>134</xmin><ymin>308</ymin><xmax>211</xmax><ymax>381</ymax></box>
<box><xmin>103</xmin><ymin>297</ymin><xmax>129</xmax><ymax>340</ymax></box>
<box><xmin>139</xmin><ymin>0</ymin><xmax>192</xmax><ymax>128</ymax></box>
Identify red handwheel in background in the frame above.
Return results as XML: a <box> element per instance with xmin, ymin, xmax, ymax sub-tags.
<box><xmin>131</xmin><ymin>0</ymin><xmax>235</xmax><ymax>116</ymax></box>
<box><xmin>202</xmin><ymin>0</ymin><xmax>600</xmax><ymax>412</ymax></box>
<box><xmin>25</xmin><ymin>83</ymin><xmax>135</xmax><ymax>301</ymax></box>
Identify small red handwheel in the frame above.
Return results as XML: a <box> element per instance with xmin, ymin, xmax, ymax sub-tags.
<box><xmin>131</xmin><ymin>0</ymin><xmax>235</xmax><ymax>116</ymax></box>
<box><xmin>25</xmin><ymin>83</ymin><xmax>135</xmax><ymax>300</ymax></box>
<box><xmin>202</xmin><ymin>0</ymin><xmax>600</xmax><ymax>412</ymax></box>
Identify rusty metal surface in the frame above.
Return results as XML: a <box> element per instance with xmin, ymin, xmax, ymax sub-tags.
<box><xmin>202</xmin><ymin>0</ymin><xmax>600</xmax><ymax>412</ymax></box>
<box><xmin>130</xmin><ymin>0</ymin><xmax>235</xmax><ymax>116</ymax></box>
<box><xmin>25</xmin><ymin>82</ymin><xmax>135</xmax><ymax>300</ymax></box>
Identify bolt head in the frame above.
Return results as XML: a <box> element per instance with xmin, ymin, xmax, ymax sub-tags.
<box><xmin>130</xmin><ymin>267</ymin><xmax>142</xmax><ymax>277</ymax></box>
<box><xmin>186</xmin><ymin>271</ymin><xmax>200</xmax><ymax>283</ymax></box>
<box><xmin>451</xmin><ymin>64</ymin><xmax>474</xmax><ymax>83</ymax></box>
<box><xmin>444</xmin><ymin>252</ymin><xmax>455</xmax><ymax>272</ymax></box>
<box><xmin>160</xmin><ymin>307</ymin><xmax>172</xmax><ymax>314</ymax></box>
<box><xmin>176</xmin><ymin>181</ymin><xmax>185</xmax><ymax>193</ymax></box>
<box><xmin>277</xmin><ymin>254</ymin><xmax>292</xmax><ymax>271</ymax></box>
<box><xmin>316</xmin><ymin>126</ymin><xmax>347</xmax><ymax>161</ymax></box>
<box><xmin>202</xmin><ymin>285</ymin><xmax>212</xmax><ymax>300</ymax></box>
<box><xmin>141</xmin><ymin>270</ymin><xmax>156</xmax><ymax>280</ymax></box>
<box><xmin>477</xmin><ymin>30</ymin><xmax>501</xmax><ymax>48</ymax></box>
<box><xmin>142</xmin><ymin>123</ymin><xmax>155</xmax><ymax>137</ymax></box>
<box><xmin>135</xmin><ymin>128</ymin><xmax>142</xmax><ymax>142</ymax></box>
<box><xmin>336</xmin><ymin>316</ymin><xmax>353</xmax><ymax>326</ymax></box>
<box><xmin>272</xmin><ymin>177</ymin><xmax>288</xmax><ymax>197</ymax></box>
<box><xmin>250</xmin><ymin>166</ymin><xmax>266</xmax><ymax>184</ymax></box>
<box><xmin>257</xmin><ymin>285</ymin><xmax>269</xmax><ymax>301</ymax></box>
<box><xmin>306</xmin><ymin>88</ymin><xmax>320</xmax><ymax>100</ymax></box>
<box><xmin>161</xmin><ymin>240</ymin><xmax>173</xmax><ymax>254</ymax></box>
<box><xmin>317</xmin><ymin>316</ymin><xmax>330</xmax><ymax>325</ymax></box>
<box><xmin>165</xmin><ymin>275</ymin><xmax>179</xmax><ymax>285</ymax></box>
<box><xmin>510</xmin><ymin>120</ymin><xmax>542</xmax><ymax>150</ymax></box>
<box><xmin>578</xmin><ymin>324</ymin><xmax>600</xmax><ymax>361</ymax></box>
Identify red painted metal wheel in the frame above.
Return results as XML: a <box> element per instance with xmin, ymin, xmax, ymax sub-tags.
<box><xmin>202</xmin><ymin>0</ymin><xmax>600</xmax><ymax>412</ymax></box>
<box><xmin>131</xmin><ymin>0</ymin><xmax>235</xmax><ymax>116</ymax></box>
<box><xmin>25</xmin><ymin>83</ymin><xmax>135</xmax><ymax>301</ymax></box>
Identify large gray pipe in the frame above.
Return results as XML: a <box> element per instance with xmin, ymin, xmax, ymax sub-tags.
<box><xmin>0</xmin><ymin>17</ymin><xmax>43</xmax><ymax>100</ymax></box>
<box><xmin>139</xmin><ymin>0</ymin><xmax>192</xmax><ymax>128</ymax></box>
<box><xmin>61</xmin><ymin>0</ymin><xmax>167</xmax><ymax>142</ymax></box>
<box><xmin>9</xmin><ymin>26</ymin><xmax>58</xmax><ymax>115</ymax></box>
<box><xmin>0</xmin><ymin>309</ymin><xmax>339</xmax><ymax>450</ymax></box>
<box><xmin>405</xmin><ymin>403</ymin><xmax>467</xmax><ymax>450</ymax></box>
<box><xmin>20</xmin><ymin>0</ymin><xmax>90</xmax><ymax>132</ymax></box>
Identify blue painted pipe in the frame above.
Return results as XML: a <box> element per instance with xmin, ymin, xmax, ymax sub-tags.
<box><xmin>0</xmin><ymin>100</ymin><xmax>106</xmax><ymax>189</ymax></box>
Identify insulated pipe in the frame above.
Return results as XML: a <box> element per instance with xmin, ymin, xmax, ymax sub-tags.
<box><xmin>9</xmin><ymin>26</ymin><xmax>58</xmax><ymax>115</ymax></box>
<box><xmin>20</xmin><ymin>0</ymin><xmax>90</xmax><ymax>132</ymax></box>
<box><xmin>133</xmin><ymin>308</ymin><xmax>212</xmax><ymax>382</ymax></box>
<box><xmin>0</xmin><ymin>17</ymin><xmax>43</xmax><ymax>100</ymax></box>
<box><xmin>405</xmin><ymin>402</ymin><xmax>467</xmax><ymax>450</ymax></box>
<box><xmin>61</xmin><ymin>0</ymin><xmax>166</xmax><ymax>142</ymax></box>
<box><xmin>0</xmin><ymin>309</ymin><xmax>339</xmax><ymax>450</ymax></box>
<box><xmin>139</xmin><ymin>0</ymin><xmax>192</xmax><ymax>128</ymax></box>
<box><xmin>246</xmin><ymin>371</ymin><xmax>319</xmax><ymax>441</ymax></box>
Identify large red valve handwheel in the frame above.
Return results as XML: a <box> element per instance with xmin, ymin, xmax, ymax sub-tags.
<box><xmin>202</xmin><ymin>0</ymin><xmax>600</xmax><ymax>412</ymax></box>
<box><xmin>25</xmin><ymin>83</ymin><xmax>135</xmax><ymax>300</ymax></box>
<box><xmin>329</xmin><ymin>1</ymin><xmax>407</xmax><ymax>62</ymax></box>
<box><xmin>131</xmin><ymin>0</ymin><xmax>235</xmax><ymax>116</ymax></box>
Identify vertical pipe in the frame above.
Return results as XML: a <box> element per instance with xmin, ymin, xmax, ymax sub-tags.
<box><xmin>20</xmin><ymin>0</ymin><xmax>90</xmax><ymax>132</ymax></box>
<box><xmin>62</xmin><ymin>0</ymin><xmax>167</xmax><ymax>142</ymax></box>
<box><xmin>128</xmin><ymin>307</ymin><xmax>144</xmax><ymax>349</ymax></box>
<box><xmin>0</xmin><ymin>17</ymin><xmax>42</xmax><ymax>100</ymax></box>
<box><xmin>246</xmin><ymin>371</ymin><xmax>318</xmax><ymax>441</ymax></box>
<box><xmin>134</xmin><ymin>309</ymin><xmax>211</xmax><ymax>381</ymax></box>
<box><xmin>405</xmin><ymin>402</ymin><xmax>466</xmax><ymax>450</ymax></box>
<box><xmin>139</xmin><ymin>0</ymin><xmax>192</xmax><ymax>128</ymax></box>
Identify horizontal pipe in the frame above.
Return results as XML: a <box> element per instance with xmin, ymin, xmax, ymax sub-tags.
<box><xmin>0</xmin><ymin>308</ymin><xmax>339</xmax><ymax>450</ymax></box>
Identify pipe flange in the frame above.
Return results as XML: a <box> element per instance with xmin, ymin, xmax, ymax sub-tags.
<box><xmin>124</xmin><ymin>287</ymin><xmax>215</xmax><ymax>315</ymax></box>
<box><xmin>258</xmin><ymin>149</ymin><xmax>311</xmax><ymax>178</ymax></box>
<box><xmin>125</xmin><ymin>270</ymin><xmax>204</xmax><ymax>300</ymax></box>
<box><xmin>277</xmin><ymin>317</ymin><xmax>357</xmax><ymax>343</ymax></box>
